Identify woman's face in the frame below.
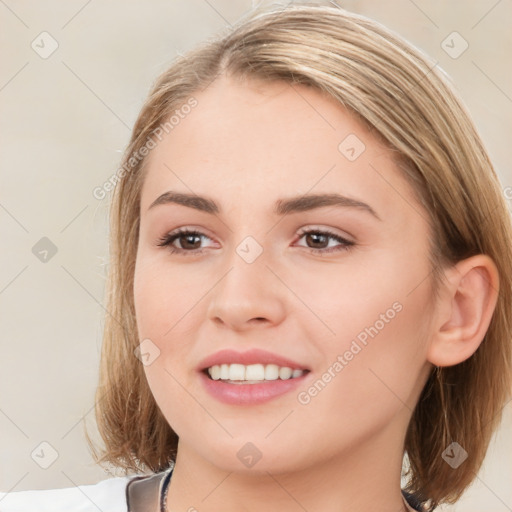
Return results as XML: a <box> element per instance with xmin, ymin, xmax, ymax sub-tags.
<box><xmin>134</xmin><ymin>76</ymin><xmax>435</xmax><ymax>474</ymax></box>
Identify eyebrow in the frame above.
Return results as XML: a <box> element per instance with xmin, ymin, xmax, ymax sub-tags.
<box><xmin>147</xmin><ymin>191</ymin><xmax>381</xmax><ymax>220</ymax></box>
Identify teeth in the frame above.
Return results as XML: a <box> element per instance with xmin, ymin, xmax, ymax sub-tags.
<box><xmin>265</xmin><ymin>364</ymin><xmax>279</xmax><ymax>380</ymax></box>
<box><xmin>229</xmin><ymin>364</ymin><xmax>245</xmax><ymax>381</ymax></box>
<box><xmin>279</xmin><ymin>367</ymin><xmax>292</xmax><ymax>379</ymax></box>
<box><xmin>210</xmin><ymin>365</ymin><xmax>221</xmax><ymax>380</ymax></box>
<box><xmin>207</xmin><ymin>363</ymin><xmax>305</xmax><ymax>382</ymax></box>
<box><xmin>220</xmin><ymin>364</ymin><xmax>230</xmax><ymax>380</ymax></box>
<box><xmin>246</xmin><ymin>364</ymin><xmax>265</xmax><ymax>381</ymax></box>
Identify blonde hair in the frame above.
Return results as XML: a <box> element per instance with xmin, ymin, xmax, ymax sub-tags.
<box><xmin>86</xmin><ymin>3</ymin><xmax>512</xmax><ymax>510</ymax></box>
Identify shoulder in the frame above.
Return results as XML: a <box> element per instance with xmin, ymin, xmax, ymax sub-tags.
<box><xmin>0</xmin><ymin>473</ymin><xmax>142</xmax><ymax>512</ymax></box>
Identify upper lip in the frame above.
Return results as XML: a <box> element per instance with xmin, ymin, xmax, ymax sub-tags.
<box><xmin>197</xmin><ymin>349</ymin><xmax>310</xmax><ymax>372</ymax></box>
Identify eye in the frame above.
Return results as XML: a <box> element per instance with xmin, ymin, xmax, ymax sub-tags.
<box><xmin>156</xmin><ymin>227</ymin><xmax>355</xmax><ymax>256</ymax></box>
<box><xmin>156</xmin><ymin>228</ymin><xmax>215</xmax><ymax>256</ymax></box>
<box><xmin>295</xmin><ymin>228</ymin><xmax>354</xmax><ymax>254</ymax></box>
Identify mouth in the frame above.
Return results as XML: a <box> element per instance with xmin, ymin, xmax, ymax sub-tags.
<box><xmin>202</xmin><ymin>363</ymin><xmax>310</xmax><ymax>384</ymax></box>
<box><xmin>197</xmin><ymin>349</ymin><xmax>311</xmax><ymax>404</ymax></box>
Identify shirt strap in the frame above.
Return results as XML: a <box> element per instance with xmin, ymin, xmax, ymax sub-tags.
<box><xmin>125</xmin><ymin>468</ymin><xmax>171</xmax><ymax>512</ymax></box>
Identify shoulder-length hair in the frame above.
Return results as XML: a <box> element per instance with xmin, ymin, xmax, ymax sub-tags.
<box><xmin>86</xmin><ymin>3</ymin><xmax>512</xmax><ymax>510</ymax></box>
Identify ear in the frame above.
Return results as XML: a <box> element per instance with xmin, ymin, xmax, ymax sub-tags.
<box><xmin>426</xmin><ymin>254</ymin><xmax>500</xmax><ymax>367</ymax></box>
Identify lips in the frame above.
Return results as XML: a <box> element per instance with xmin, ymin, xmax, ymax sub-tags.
<box><xmin>196</xmin><ymin>348</ymin><xmax>312</xmax><ymax>405</ymax></box>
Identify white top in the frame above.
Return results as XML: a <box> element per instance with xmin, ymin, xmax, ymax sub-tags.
<box><xmin>0</xmin><ymin>474</ymin><xmax>136</xmax><ymax>512</ymax></box>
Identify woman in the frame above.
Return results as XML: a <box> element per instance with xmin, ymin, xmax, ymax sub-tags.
<box><xmin>1</xmin><ymin>2</ymin><xmax>511</xmax><ymax>511</ymax></box>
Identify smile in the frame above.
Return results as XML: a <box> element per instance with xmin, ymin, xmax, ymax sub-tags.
<box><xmin>206</xmin><ymin>363</ymin><xmax>306</xmax><ymax>383</ymax></box>
<box><xmin>198</xmin><ymin>348</ymin><xmax>311</xmax><ymax>405</ymax></box>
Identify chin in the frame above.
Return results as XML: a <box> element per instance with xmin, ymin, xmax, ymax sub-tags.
<box><xmin>187</xmin><ymin>436</ymin><xmax>309</xmax><ymax>476</ymax></box>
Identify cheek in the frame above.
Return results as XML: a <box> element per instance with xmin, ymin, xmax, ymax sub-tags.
<box><xmin>293</xmin><ymin>298</ymin><xmax>431</xmax><ymax>452</ymax></box>
<box><xmin>133</xmin><ymin>252</ymin><xmax>196</xmax><ymax>341</ymax></box>
<box><xmin>134</xmin><ymin>260</ymin><xmax>195</xmax><ymax>433</ymax></box>
<box><xmin>133</xmin><ymin>254</ymin><xmax>206</xmax><ymax>407</ymax></box>
<box><xmin>297</xmin><ymin>248</ymin><xmax>432</xmax><ymax>403</ymax></box>
<box><xmin>295</xmin><ymin>246</ymin><xmax>429</xmax><ymax>340</ymax></box>
<box><xmin>314</xmin><ymin>291</ymin><xmax>431</xmax><ymax>420</ymax></box>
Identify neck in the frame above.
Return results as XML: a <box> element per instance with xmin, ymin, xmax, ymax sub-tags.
<box><xmin>165</xmin><ymin>412</ymin><xmax>412</xmax><ymax>512</ymax></box>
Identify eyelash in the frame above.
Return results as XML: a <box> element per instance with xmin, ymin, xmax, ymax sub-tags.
<box><xmin>156</xmin><ymin>228</ymin><xmax>355</xmax><ymax>256</ymax></box>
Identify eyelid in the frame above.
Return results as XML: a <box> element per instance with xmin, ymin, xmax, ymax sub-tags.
<box><xmin>296</xmin><ymin>225</ymin><xmax>354</xmax><ymax>242</ymax></box>
<box><xmin>156</xmin><ymin>227</ymin><xmax>217</xmax><ymax>250</ymax></box>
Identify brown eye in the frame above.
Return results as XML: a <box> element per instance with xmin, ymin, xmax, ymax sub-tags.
<box><xmin>157</xmin><ymin>229</ymin><xmax>212</xmax><ymax>256</ymax></box>
<box><xmin>304</xmin><ymin>232</ymin><xmax>329</xmax><ymax>249</ymax></box>
<box><xmin>175</xmin><ymin>233</ymin><xmax>202</xmax><ymax>250</ymax></box>
<box><xmin>296</xmin><ymin>229</ymin><xmax>354</xmax><ymax>254</ymax></box>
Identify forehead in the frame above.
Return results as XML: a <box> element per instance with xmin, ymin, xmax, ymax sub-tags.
<box><xmin>139</xmin><ymin>75</ymin><xmax>420</xmax><ymax>225</ymax></box>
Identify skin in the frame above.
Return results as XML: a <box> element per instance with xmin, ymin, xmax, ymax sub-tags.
<box><xmin>133</xmin><ymin>75</ymin><xmax>499</xmax><ymax>512</ymax></box>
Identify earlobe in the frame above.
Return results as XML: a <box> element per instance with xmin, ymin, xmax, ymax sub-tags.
<box><xmin>426</xmin><ymin>254</ymin><xmax>499</xmax><ymax>367</ymax></box>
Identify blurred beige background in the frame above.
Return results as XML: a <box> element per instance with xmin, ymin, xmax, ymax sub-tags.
<box><xmin>0</xmin><ymin>1</ymin><xmax>510</xmax><ymax>510</ymax></box>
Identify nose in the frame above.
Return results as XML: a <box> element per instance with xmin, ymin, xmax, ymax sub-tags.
<box><xmin>206</xmin><ymin>248</ymin><xmax>287</xmax><ymax>332</ymax></box>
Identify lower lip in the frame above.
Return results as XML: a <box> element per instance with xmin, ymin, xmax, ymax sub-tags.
<box><xmin>199</xmin><ymin>371</ymin><xmax>309</xmax><ymax>405</ymax></box>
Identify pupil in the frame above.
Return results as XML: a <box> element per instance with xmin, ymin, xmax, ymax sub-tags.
<box><xmin>183</xmin><ymin>234</ymin><xmax>200</xmax><ymax>249</ymax></box>
<box><xmin>308</xmin><ymin>233</ymin><xmax>327</xmax><ymax>248</ymax></box>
